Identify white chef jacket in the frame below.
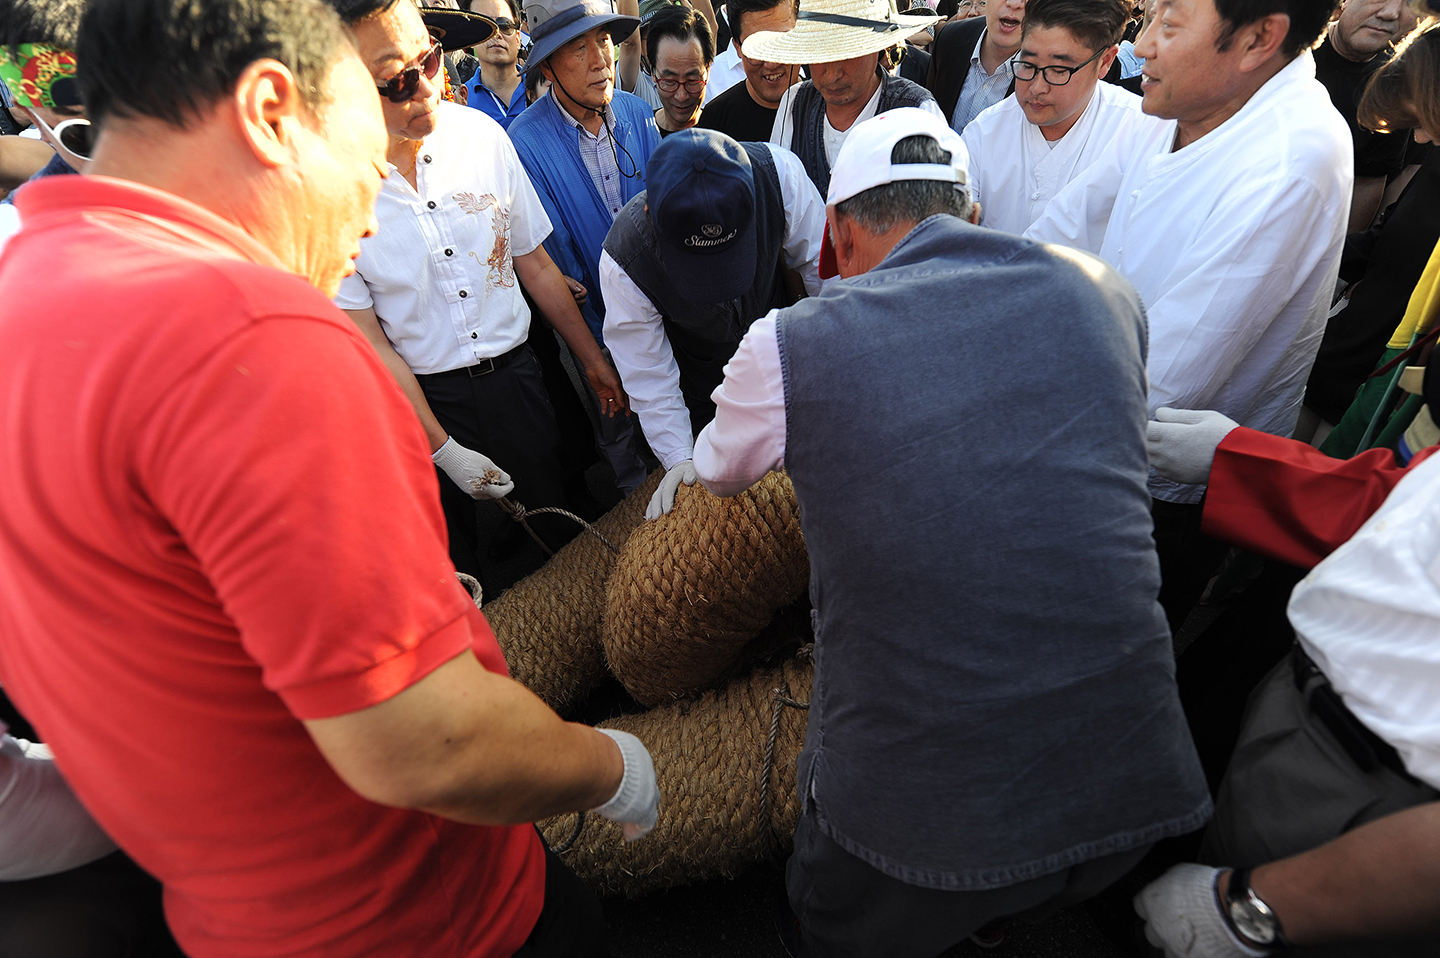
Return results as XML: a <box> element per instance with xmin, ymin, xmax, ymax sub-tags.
<box><xmin>1289</xmin><ymin>452</ymin><xmax>1440</xmax><ymax>790</ymax></box>
<box><xmin>704</xmin><ymin>45</ymin><xmax>747</xmax><ymax>105</ymax></box>
<box><xmin>1026</xmin><ymin>53</ymin><xmax>1352</xmax><ymax>504</ymax></box>
<box><xmin>962</xmin><ymin>81</ymin><xmax>1151</xmax><ymax>236</ymax></box>
<box><xmin>600</xmin><ymin>144</ymin><xmax>825</xmax><ymax>470</ymax></box>
<box><xmin>770</xmin><ymin>77</ymin><xmax>946</xmax><ymax>168</ymax></box>
<box><xmin>335</xmin><ymin>100</ymin><xmax>553</xmax><ymax>375</ymax></box>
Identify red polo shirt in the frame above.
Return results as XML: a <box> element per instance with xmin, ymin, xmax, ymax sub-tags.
<box><xmin>0</xmin><ymin>176</ymin><xmax>543</xmax><ymax>957</ymax></box>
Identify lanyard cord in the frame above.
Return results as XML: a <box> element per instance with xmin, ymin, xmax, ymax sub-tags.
<box><xmin>552</xmin><ymin>74</ymin><xmax>640</xmax><ymax>180</ymax></box>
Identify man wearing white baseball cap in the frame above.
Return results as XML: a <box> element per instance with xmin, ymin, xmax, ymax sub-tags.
<box><xmin>693</xmin><ymin>108</ymin><xmax>1210</xmax><ymax>957</ymax></box>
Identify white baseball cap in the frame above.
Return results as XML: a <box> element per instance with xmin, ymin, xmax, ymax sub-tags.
<box><xmin>825</xmin><ymin>107</ymin><xmax>971</xmax><ymax>207</ymax></box>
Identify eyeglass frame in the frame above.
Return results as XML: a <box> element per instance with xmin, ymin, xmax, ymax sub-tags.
<box><xmin>652</xmin><ymin>68</ymin><xmax>708</xmax><ymax>94</ymax></box>
<box><xmin>376</xmin><ymin>41</ymin><xmax>444</xmax><ymax>103</ymax></box>
<box><xmin>1010</xmin><ymin>45</ymin><xmax>1107</xmax><ymax>86</ymax></box>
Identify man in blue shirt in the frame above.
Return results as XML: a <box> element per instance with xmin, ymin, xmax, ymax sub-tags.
<box><xmin>463</xmin><ymin>0</ymin><xmax>528</xmax><ymax>128</ymax></box>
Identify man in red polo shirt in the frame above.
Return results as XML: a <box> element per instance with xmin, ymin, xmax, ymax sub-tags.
<box><xmin>0</xmin><ymin>1</ymin><xmax>656</xmax><ymax>956</ymax></box>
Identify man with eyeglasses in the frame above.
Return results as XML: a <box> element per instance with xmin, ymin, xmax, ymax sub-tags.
<box><xmin>1026</xmin><ymin>0</ymin><xmax>1351</xmax><ymax>634</ymax></box>
<box><xmin>647</xmin><ymin>4</ymin><xmax>713</xmax><ymax>135</ymax></box>
<box><xmin>328</xmin><ymin>0</ymin><xmax>630</xmax><ymax>591</ymax></box>
<box><xmin>960</xmin><ymin>0</ymin><xmax>1152</xmax><ymax>235</ymax></box>
<box><xmin>599</xmin><ymin>127</ymin><xmax>824</xmax><ymax>518</ymax></box>
<box><xmin>464</xmin><ymin>0</ymin><xmax>528</xmax><ymax>128</ymax></box>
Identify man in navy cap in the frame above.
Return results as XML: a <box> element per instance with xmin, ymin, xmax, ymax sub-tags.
<box><xmin>599</xmin><ymin>128</ymin><xmax>825</xmax><ymax>518</ymax></box>
<box><xmin>508</xmin><ymin>0</ymin><xmax>660</xmax><ymax>492</ymax></box>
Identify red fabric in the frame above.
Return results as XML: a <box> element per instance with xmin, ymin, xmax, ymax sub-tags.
<box><xmin>1202</xmin><ymin>426</ymin><xmax>1439</xmax><ymax>569</ymax></box>
<box><xmin>0</xmin><ymin>177</ymin><xmax>543</xmax><ymax>958</ymax></box>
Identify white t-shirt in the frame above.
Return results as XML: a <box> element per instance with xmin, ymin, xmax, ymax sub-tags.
<box><xmin>769</xmin><ymin>77</ymin><xmax>946</xmax><ymax>168</ymax></box>
<box><xmin>0</xmin><ymin>725</ymin><xmax>117</xmax><ymax>880</ymax></box>
<box><xmin>335</xmin><ymin>100</ymin><xmax>553</xmax><ymax>374</ymax></box>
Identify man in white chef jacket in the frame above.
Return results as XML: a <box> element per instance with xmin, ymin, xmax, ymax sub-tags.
<box><xmin>1025</xmin><ymin>0</ymin><xmax>1351</xmax><ymax>629</ymax></box>
<box><xmin>961</xmin><ymin>0</ymin><xmax>1153</xmax><ymax>235</ymax></box>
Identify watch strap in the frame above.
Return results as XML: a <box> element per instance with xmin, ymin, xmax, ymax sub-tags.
<box><xmin>1224</xmin><ymin>867</ymin><xmax>1290</xmax><ymax>951</ymax></box>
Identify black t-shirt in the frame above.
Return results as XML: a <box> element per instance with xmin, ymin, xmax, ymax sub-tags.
<box><xmin>1313</xmin><ymin>36</ymin><xmax>1409</xmax><ymax>179</ymax></box>
<box><xmin>697</xmin><ymin>80</ymin><xmax>777</xmax><ymax>144</ymax></box>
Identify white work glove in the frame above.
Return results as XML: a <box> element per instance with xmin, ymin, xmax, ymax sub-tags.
<box><xmin>591</xmin><ymin>728</ymin><xmax>658</xmax><ymax>842</ymax></box>
<box><xmin>1146</xmin><ymin>408</ymin><xmax>1240</xmax><ymax>485</ymax></box>
<box><xmin>431</xmin><ymin>436</ymin><xmax>514</xmax><ymax>500</ymax></box>
<box><xmin>1134</xmin><ymin>864</ymin><xmax>1270</xmax><ymax>958</ymax></box>
<box><xmin>645</xmin><ymin>459</ymin><xmax>698</xmax><ymax>520</ymax></box>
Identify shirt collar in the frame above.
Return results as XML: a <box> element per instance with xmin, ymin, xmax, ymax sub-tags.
<box><xmin>555</xmin><ymin>96</ymin><xmax>616</xmax><ymax>139</ymax></box>
<box><xmin>971</xmin><ymin>27</ymin><xmax>1018</xmax><ymax>76</ymax></box>
<box><xmin>16</xmin><ymin>174</ymin><xmax>287</xmax><ymax>271</ymax></box>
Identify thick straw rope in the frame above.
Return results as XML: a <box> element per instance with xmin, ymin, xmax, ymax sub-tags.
<box><xmin>483</xmin><ymin>472</ymin><xmax>662</xmax><ymax>715</ymax></box>
<box><xmin>601</xmin><ymin>472</ymin><xmax>809</xmax><ymax>705</ymax></box>
<box><xmin>541</xmin><ymin>653</ymin><xmax>815</xmax><ymax>896</ymax></box>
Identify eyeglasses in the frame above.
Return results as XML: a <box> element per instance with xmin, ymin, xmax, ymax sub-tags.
<box><xmin>653</xmin><ymin>74</ymin><xmax>707</xmax><ymax>93</ymax></box>
<box><xmin>1011</xmin><ymin>46</ymin><xmax>1106</xmax><ymax>85</ymax></box>
<box><xmin>376</xmin><ymin>42</ymin><xmax>443</xmax><ymax>103</ymax></box>
<box><xmin>489</xmin><ymin>17</ymin><xmax>520</xmax><ymax>35</ymax></box>
<box><xmin>29</xmin><ymin>111</ymin><xmax>93</xmax><ymax>166</ymax></box>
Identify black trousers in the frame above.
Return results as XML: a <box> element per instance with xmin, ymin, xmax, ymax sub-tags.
<box><xmin>0</xmin><ymin>852</ymin><xmax>186</xmax><ymax>958</ymax></box>
<box><xmin>416</xmin><ymin>345</ymin><xmax>577</xmax><ymax>592</ymax></box>
<box><xmin>1151</xmin><ymin>498</ymin><xmax>1229</xmax><ymax>634</ymax></box>
<box><xmin>513</xmin><ymin>838</ymin><xmax>608</xmax><ymax>958</ymax></box>
<box><xmin>785</xmin><ymin>802</ymin><xmax>1150</xmax><ymax>958</ymax></box>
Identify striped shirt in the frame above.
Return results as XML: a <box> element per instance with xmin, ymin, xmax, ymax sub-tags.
<box><xmin>951</xmin><ymin>28</ymin><xmax>1016</xmax><ymax>133</ymax></box>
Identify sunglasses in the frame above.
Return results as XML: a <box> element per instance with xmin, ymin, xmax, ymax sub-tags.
<box><xmin>29</xmin><ymin>112</ymin><xmax>94</xmax><ymax>166</ymax></box>
<box><xmin>376</xmin><ymin>41</ymin><xmax>443</xmax><ymax>103</ymax></box>
<box><xmin>489</xmin><ymin>18</ymin><xmax>520</xmax><ymax>36</ymax></box>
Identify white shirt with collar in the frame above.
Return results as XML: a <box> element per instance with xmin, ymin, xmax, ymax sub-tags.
<box><xmin>769</xmin><ymin>74</ymin><xmax>946</xmax><ymax>167</ymax></box>
<box><xmin>1289</xmin><ymin>452</ymin><xmax>1440</xmax><ymax>791</ymax></box>
<box><xmin>1026</xmin><ymin>52</ymin><xmax>1352</xmax><ymax>504</ymax></box>
<box><xmin>962</xmin><ymin>81</ymin><xmax>1149</xmax><ymax>236</ymax></box>
<box><xmin>335</xmin><ymin>101</ymin><xmax>552</xmax><ymax>375</ymax></box>
<box><xmin>599</xmin><ymin>144</ymin><xmax>825</xmax><ymax>470</ymax></box>
<box><xmin>951</xmin><ymin>28</ymin><xmax>1018</xmax><ymax>133</ymax></box>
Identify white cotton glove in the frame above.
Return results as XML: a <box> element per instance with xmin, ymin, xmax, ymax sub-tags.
<box><xmin>1146</xmin><ymin>408</ymin><xmax>1241</xmax><ymax>485</ymax></box>
<box><xmin>645</xmin><ymin>459</ymin><xmax>698</xmax><ymax>520</ymax></box>
<box><xmin>591</xmin><ymin>728</ymin><xmax>658</xmax><ymax>842</ymax></box>
<box><xmin>1134</xmin><ymin>864</ymin><xmax>1270</xmax><ymax>958</ymax></box>
<box><xmin>431</xmin><ymin>436</ymin><xmax>515</xmax><ymax>500</ymax></box>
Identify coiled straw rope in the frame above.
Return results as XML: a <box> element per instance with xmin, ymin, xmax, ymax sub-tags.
<box><xmin>601</xmin><ymin>473</ymin><xmax>809</xmax><ymax>705</ymax></box>
<box><xmin>483</xmin><ymin>472</ymin><xmax>662</xmax><ymax>715</ymax></box>
<box><xmin>540</xmin><ymin>652</ymin><xmax>814</xmax><ymax>897</ymax></box>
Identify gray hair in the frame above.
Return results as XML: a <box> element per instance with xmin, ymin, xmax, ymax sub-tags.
<box><xmin>833</xmin><ymin>134</ymin><xmax>973</xmax><ymax>234</ymax></box>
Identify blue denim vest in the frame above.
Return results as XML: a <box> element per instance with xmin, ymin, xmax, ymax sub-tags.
<box><xmin>776</xmin><ymin>215</ymin><xmax>1210</xmax><ymax>890</ymax></box>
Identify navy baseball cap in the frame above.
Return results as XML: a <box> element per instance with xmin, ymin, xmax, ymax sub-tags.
<box><xmin>646</xmin><ymin>129</ymin><xmax>757</xmax><ymax>304</ymax></box>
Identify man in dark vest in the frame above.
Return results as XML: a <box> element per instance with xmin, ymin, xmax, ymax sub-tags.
<box><xmin>693</xmin><ymin>107</ymin><xmax>1211</xmax><ymax>958</ymax></box>
<box><xmin>741</xmin><ymin>0</ymin><xmax>943</xmax><ymax>196</ymax></box>
<box><xmin>599</xmin><ymin>127</ymin><xmax>825</xmax><ymax>518</ymax></box>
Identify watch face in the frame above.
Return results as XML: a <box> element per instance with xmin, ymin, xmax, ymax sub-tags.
<box><xmin>1230</xmin><ymin>900</ymin><xmax>1279</xmax><ymax>946</ymax></box>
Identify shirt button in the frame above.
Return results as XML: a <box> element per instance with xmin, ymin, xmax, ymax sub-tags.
<box><xmin>445</xmin><ymin>248</ymin><xmax>453</xmax><ymax>256</ymax></box>
<box><xmin>423</xmin><ymin>155</ymin><xmax>432</xmax><ymax>163</ymax></box>
<box><xmin>427</xmin><ymin>200</ymin><xmax>436</xmax><ymax>209</ymax></box>
<box><xmin>459</xmin><ymin>290</ymin><xmax>468</xmax><ymax>298</ymax></box>
<box><xmin>471</xmin><ymin>332</ymin><xmax>478</xmax><ymax>339</ymax></box>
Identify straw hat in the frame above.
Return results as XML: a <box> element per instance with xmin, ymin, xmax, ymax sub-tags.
<box><xmin>741</xmin><ymin>0</ymin><xmax>934</xmax><ymax>65</ymax></box>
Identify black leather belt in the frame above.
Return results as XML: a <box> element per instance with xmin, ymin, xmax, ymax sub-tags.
<box><xmin>418</xmin><ymin>342</ymin><xmax>528</xmax><ymax>379</ymax></box>
<box><xmin>1292</xmin><ymin>644</ymin><xmax>1417</xmax><ymax>784</ymax></box>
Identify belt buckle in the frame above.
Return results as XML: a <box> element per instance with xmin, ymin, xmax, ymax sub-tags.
<box><xmin>467</xmin><ymin>357</ymin><xmax>497</xmax><ymax>377</ymax></box>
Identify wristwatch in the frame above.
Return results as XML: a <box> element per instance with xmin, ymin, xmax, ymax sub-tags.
<box><xmin>1222</xmin><ymin>867</ymin><xmax>1289</xmax><ymax>950</ymax></box>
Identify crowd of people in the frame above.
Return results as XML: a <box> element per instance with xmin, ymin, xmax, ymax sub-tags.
<box><xmin>0</xmin><ymin>0</ymin><xmax>1436</xmax><ymax>955</ymax></box>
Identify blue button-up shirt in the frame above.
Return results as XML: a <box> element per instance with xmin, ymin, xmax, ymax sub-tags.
<box><xmin>464</xmin><ymin>72</ymin><xmax>528</xmax><ymax>129</ymax></box>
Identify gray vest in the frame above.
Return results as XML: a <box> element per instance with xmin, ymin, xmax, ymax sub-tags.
<box><xmin>777</xmin><ymin>215</ymin><xmax>1210</xmax><ymax>889</ymax></box>
<box><xmin>788</xmin><ymin>71</ymin><xmax>934</xmax><ymax>197</ymax></box>
<box><xmin>603</xmin><ymin>142</ymin><xmax>791</xmax><ymax>435</ymax></box>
